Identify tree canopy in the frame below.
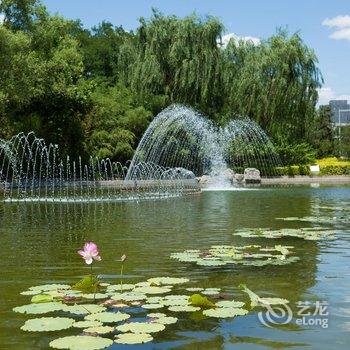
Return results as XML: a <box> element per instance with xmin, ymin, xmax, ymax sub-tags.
<box><xmin>1</xmin><ymin>1</ymin><xmax>333</xmax><ymax>164</ymax></box>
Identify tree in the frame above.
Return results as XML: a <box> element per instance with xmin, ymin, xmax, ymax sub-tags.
<box><xmin>308</xmin><ymin>105</ymin><xmax>334</xmax><ymax>158</ymax></box>
<box><xmin>84</xmin><ymin>84</ymin><xmax>152</xmax><ymax>162</ymax></box>
<box><xmin>224</xmin><ymin>30</ymin><xmax>323</xmax><ymax>144</ymax></box>
<box><xmin>0</xmin><ymin>0</ymin><xmax>46</xmax><ymax>31</ymax></box>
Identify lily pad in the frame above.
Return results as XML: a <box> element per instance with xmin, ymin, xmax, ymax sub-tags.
<box><xmin>63</xmin><ymin>304</ymin><xmax>106</xmax><ymax>315</ymax></box>
<box><xmin>116</xmin><ymin>321</ymin><xmax>165</xmax><ymax>334</ymax></box>
<box><xmin>72</xmin><ymin>320</ymin><xmax>103</xmax><ymax>329</ymax></box>
<box><xmin>13</xmin><ymin>302</ymin><xmax>64</xmax><ymax>315</ymax></box>
<box><xmin>161</xmin><ymin>298</ymin><xmax>189</xmax><ymax>307</ymax></box>
<box><xmin>148</xmin><ymin>312</ymin><xmax>167</xmax><ymax>318</ymax></box>
<box><xmin>141</xmin><ymin>303</ymin><xmax>164</xmax><ymax>309</ymax></box>
<box><xmin>85</xmin><ymin>311</ymin><xmax>130</xmax><ymax>323</ymax></box>
<box><xmin>147</xmin><ymin>277</ymin><xmax>189</xmax><ymax>286</ymax></box>
<box><xmin>84</xmin><ymin>326</ymin><xmax>114</xmax><ymax>334</ymax></box>
<box><xmin>29</xmin><ymin>284</ymin><xmax>71</xmax><ymax>292</ymax></box>
<box><xmin>186</xmin><ymin>287</ymin><xmax>204</xmax><ymax>292</ymax></box>
<box><xmin>168</xmin><ymin>305</ymin><xmax>200</xmax><ymax>312</ymax></box>
<box><xmin>216</xmin><ymin>300</ymin><xmax>245</xmax><ymax>308</ymax></box>
<box><xmin>133</xmin><ymin>286</ymin><xmax>172</xmax><ymax>295</ymax></box>
<box><xmin>20</xmin><ymin>290</ymin><xmax>41</xmax><ymax>296</ymax></box>
<box><xmin>106</xmin><ymin>284</ymin><xmax>135</xmax><ymax>292</ymax></box>
<box><xmin>203</xmin><ymin>307</ymin><xmax>248</xmax><ymax>318</ymax></box>
<box><xmin>153</xmin><ymin>316</ymin><xmax>178</xmax><ymax>325</ymax></box>
<box><xmin>49</xmin><ymin>335</ymin><xmax>113</xmax><ymax>350</ymax></box>
<box><xmin>31</xmin><ymin>294</ymin><xmax>54</xmax><ymax>304</ymax></box>
<box><xmin>114</xmin><ymin>333</ymin><xmax>153</xmax><ymax>344</ymax></box>
<box><xmin>202</xmin><ymin>289</ymin><xmax>220</xmax><ymax>296</ymax></box>
<box><xmin>81</xmin><ymin>293</ymin><xmax>108</xmax><ymax>300</ymax></box>
<box><xmin>21</xmin><ymin>317</ymin><xmax>74</xmax><ymax>332</ymax></box>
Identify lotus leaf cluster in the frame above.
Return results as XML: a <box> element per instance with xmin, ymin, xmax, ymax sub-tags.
<box><xmin>234</xmin><ymin>227</ymin><xmax>336</xmax><ymax>240</ymax></box>
<box><xmin>170</xmin><ymin>244</ymin><xmax>299</xmax><ymax>267</ymax></box>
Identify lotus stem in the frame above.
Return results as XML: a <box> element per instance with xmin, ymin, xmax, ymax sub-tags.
<box><xmin>120</xmin><ymin>263</ymin><xmax>124</xmax><ymax>292</ymax></box>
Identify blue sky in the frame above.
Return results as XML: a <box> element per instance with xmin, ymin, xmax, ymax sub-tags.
<box><xmin>43</xmin><ymin>0</ymin><xmax>350</xmax><ymax>104</ymax></box>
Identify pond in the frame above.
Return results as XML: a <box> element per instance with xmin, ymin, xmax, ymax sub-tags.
<box><xmin>0</xmin><ymin>185</ymin><xmax>349</xmax><ymax>349</ymax></box>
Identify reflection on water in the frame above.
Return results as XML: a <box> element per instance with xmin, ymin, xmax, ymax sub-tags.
<box><xmin>0</xmin><ymin>185</ymin><xmax>349</xmax><ymax>349</ymax></box>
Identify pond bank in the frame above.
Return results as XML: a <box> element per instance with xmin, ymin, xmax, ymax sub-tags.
<box><xmin>261</xmin><ymin>175</ymin><xmax>350</xmax><ymax>185</ymax></box>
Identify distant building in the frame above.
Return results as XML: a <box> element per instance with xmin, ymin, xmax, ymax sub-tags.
<box><xmin>329</xmin><ymin>100</ymin><xmax>350</xmax><ymax>125</ymax></box>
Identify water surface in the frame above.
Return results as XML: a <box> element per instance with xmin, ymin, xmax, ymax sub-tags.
<box><xmin>0</xmin><ymin>185</ymin><xmax>349</xmax><ymax>349</ymax></box>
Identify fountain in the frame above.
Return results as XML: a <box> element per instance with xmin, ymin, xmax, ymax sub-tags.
<box><xmin>0</xmin><ymin>105</ymin><xmax>280</xmax><ymax>202</ymax></box>
<box><xmin>127</xmin><ymin>105</ymin><xmax>280</xmax><ymax>187</ymax></box>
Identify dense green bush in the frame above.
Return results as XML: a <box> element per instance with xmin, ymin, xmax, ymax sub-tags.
<box><xmin>319</xmin><ymin>165</ymin><xmax>350</xmax><ymax>175</ymax></box>
<box><xmin>276</xmin><ymin>143</ymin><xmax>316</xmax><ymax>166</ymax></box>
<box><xmin>276</xmin><ymin>164</ymin><xmax>349</xmax><ymax>176</ymax></box>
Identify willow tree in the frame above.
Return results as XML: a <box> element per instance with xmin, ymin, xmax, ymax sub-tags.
<box><xmin>120</xmin><ymin>10</ymin><xmax>226</xmax><ymax>115</ymax></box>
<box><xmin>224</xmin><ymin>31</ymin><xmax>323</xmax><ymax>144</ymax></box>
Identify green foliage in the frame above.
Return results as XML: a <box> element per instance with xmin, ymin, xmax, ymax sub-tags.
<box><xmin>276</xmin><ymin>143</ymin><xmax>316</xmax><ymax>165</ymax></box>
<box><xmin>31</xmin><ymin>294</ymin><xmax>54</xmax><ymax>304</ymax></box>
<box><xmin>189</xmin><ymin>294</ymin><xmax>215</xmax><ymax>308</ymax></box>
<box><xmin>319</xmin><ymin>165</ymin><xmax>350</xmax><ymax>176</ymax></box>
<box><xmin>307</xmin><ymin>105</ymin><xmax>334</xmax><ymax>158</ymax></box>
<box><xmin>72</xmin><ymin>275</ymin><xmax>99</xmax><ymax>293</ymax></box>
<box><xmin>338</xmin><ymin>125</ymin><xmax>350</xmax><ymax>159</ymax></box>
<box><xmin>0</xmin><ymin>1</ymin><xmax>325</xmax><ymax>160</ymax></box>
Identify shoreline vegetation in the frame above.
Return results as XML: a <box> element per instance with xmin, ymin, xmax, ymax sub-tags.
<box><xmin>0</xmin><ymin>0</ymin><xmax>349</xmax><ymax>167</ymax></box>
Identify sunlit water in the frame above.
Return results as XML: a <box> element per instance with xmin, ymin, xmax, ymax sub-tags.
<box><xmin>0</xmin><ymin>185</ymin><xmax>349</xmax><ymax>349</ymax></box>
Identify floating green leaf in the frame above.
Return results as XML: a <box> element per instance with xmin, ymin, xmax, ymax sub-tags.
<box><xmin>168</xmin><ymin>305</ymin><xmax>200</xmax><ymax>312</ymax></box>
<box><xmin>216</xmin><ymin>300</ymin><xmax>245</xmax><ymax>308</ymax></box>
<box><xmin>63</xmin><ymin>304</ymin><xmax>106</xmax><ymax>315</ymax></box>
<box><xmin>148</xmin><ymin>312</ymin><xmax>167</xmax><ymax>318</ymax></box>
<box><xmin>21</xmin><ymin>317</ymin><xmax>74</xmax><ymax>332</ymax></box>
<box><xmin>116</xmin><ymin>321</ymin><xmax>165</xmax><ymax>334</ymax></box>
<box><xmin>203</xmin><ymin>307</ymin><xmax>248</xmax><ymax>318</ymax></box>
<box><xmin>81</xmin><ymin>293</ymin><xmax>107</xmax><ymax>300</ymax></box>
<box><xmin>147</xmin><ymin>277</ymin><xmax>189</xmax><ymax>286</ymax></box>
<box><xmin>72</xmin><ymin>275</ymin><xmax>99</xmax><ymax>293</ymax></box>
<box><xmin>20</xmin><ymin>290</ymin><xmax>41</xmax><ymax>296</ymax></box>
<box><xmin>186</xmin><ymin>287</ymin><xmax>204</xmax><ymax>292</ymax></box>
<box><xmin>84</xmin><ymin>326</ymin><xmax>114</xmax><ymax>334</ymax></box>
<box><xmin>133</xmin><ymin>286</ymin><xmax>172</xmax><ymax>294</ymax></box>
<box><xmin>72</xmin><ymin>321</ymin><xmax>103</xmax><ymax>329</ymax></box>
<box><xmin>29</xmin><ymin>284</ymin><xmax>71</xmax><ymax>292</ymax></box>
<box><xmin>234</xmin><ymin>227</ymin><xmax>336</xmax><ymax>241</ymax></box>
<box><xmin>141</xmin><ymin>303</ymin><xmax>164</xmax><ymax>309</ymax></box>
<box><xmin>153</xmin><ymin>316</ymin><xmax>178</xmax><ymax>325</ymax></box>
<box><xmin>49</xmin><ymin>335</ymin><xmax>113</xmax><ymax>350</ymax></box>
<box><xmin>13</xmin><ymin>302</ymin><xmax>64</xmax><ymax>314</ymax></box>
<box><xmin>31</xmin><ymin>294</ymin><xmax>54</xmax><ymax>304</ymax></box>
<box><xmin>114</xmin><ymin>333</ymin><xmax>153</xmax><ymax>344</ymax></box>
<box><xmin>189</xmin><ymin>294</ymin><xmax>215</xmax><ymax>308</ymax></box>
<box><xmin>85</xmin><ymin>311</ymin><xmax>130</xmax><ymax>323</ymax></box>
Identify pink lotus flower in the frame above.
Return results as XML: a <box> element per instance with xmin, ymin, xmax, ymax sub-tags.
<box><xmin>78</xmin><ymin>242</ymin><xmax>101</xmax><ymax>265</ymax></box>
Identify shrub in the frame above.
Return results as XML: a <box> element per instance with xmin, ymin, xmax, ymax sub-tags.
<box><xmin>276</xmin><ymin>143</ymin><xmax>316</xmax><ymax>166</ymax></box>
<box><xmin>319</xmin><ymin>166</ymin><xmax>350</xmax><ymax>175</ymax></box>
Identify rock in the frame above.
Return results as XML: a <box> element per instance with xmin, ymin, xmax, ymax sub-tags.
<box><xmin>244</xmin><ymin>168</ymin><xmax>261</xmax><ymax>184</ymax></box>
<box><xmin>197</xmin><ymin>175</ymin><xmax>212</xmax><ymax>184</ymax></box>
<box><xmin>234</xmin><ymin>174</ymin><xmax>244</xmax><ymax>183</ymax></box>
<box><xmin>222</xmin><ymin>168</ymin><xmax>235</xmax><ymax>181</ymax></box>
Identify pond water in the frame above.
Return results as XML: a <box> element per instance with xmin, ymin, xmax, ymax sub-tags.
<box><xmin>0</xmin><ymin>185</ymin><xmax>349</xmax><ymax>349</ymax></box>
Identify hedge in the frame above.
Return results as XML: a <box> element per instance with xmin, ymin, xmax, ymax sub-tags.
<box><xmin>276</xmin><ymin>164</ymin><xmax>350</xmax><ymax>176</ymax></box>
